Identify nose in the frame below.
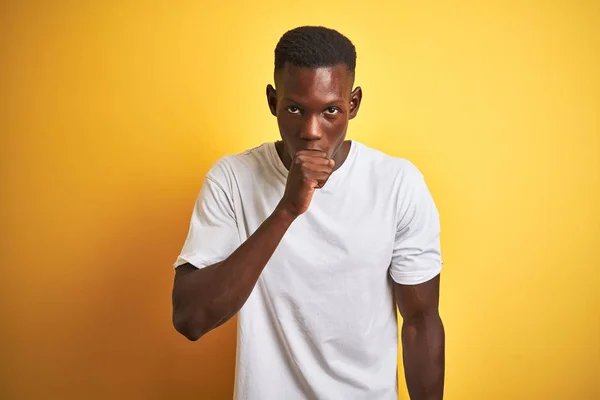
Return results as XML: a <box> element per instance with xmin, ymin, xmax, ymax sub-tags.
<box><xmin>299</xmin><ymin>114</ymin><xmax>322</xmax><ymax>141</ymax></box>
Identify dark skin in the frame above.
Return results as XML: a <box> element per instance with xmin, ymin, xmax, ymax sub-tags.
<box><xmin>172</xmin><ymin>63</ymin><xmax>444</xmax><ymax>399</ymax></box>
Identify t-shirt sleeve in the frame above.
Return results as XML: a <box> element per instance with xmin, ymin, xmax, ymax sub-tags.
<box><xmin>389</xmin><ymin>163</ymin><xmax>443</xmax><ymax>285</ymax></box>
<box><xmin>173</xmin><ymin>167</ymin><xmax>241</xmax><ymax>270</ymax></box>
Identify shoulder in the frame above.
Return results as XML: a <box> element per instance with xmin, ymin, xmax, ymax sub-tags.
<box><xmin>354</xmin><ymin>141</ymin><xmax>425</xmax><ymax>184</ymax></box>
<box><xmin>205</xmin><ymin>142</ymin><xmax>273</xmax><ymax>184</ymax></box>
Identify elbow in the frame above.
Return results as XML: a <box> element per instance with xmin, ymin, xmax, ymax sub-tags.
<box><xmin>173</xmin><ymin>311</ymin><xmax>207</xmax><ymax>342</ymax></box>
<box><xmin>403</xmin><ymin>311</ymin><xmax>444</xmax><ymax>331</ymax></box>
<box><xmin>179</xmin><ymin>325</ymin><xmax>205</xmax><ymax>342</ymax></box>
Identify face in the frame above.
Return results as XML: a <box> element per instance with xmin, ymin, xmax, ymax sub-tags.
<box><xmin>266</xmin><ymin>63</ymin><xmax>362</xmax><ymax>165</ymax></box>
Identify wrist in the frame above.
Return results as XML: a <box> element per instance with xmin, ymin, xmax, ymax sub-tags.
<box><xmin>272</xmin><ymin>204</ymin><xmax>298</xmax><ymax>226</ymax></box>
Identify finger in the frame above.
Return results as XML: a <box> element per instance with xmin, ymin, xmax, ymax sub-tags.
<box><xmin>307</xmin><ymin>171</ymin><xmax>333</xmax><ymax>188</ymax></box>
<box><xmin>300</xmin><ymin>163</ymin><xmax>334</xmax><ymax>175</ymax></box>
<box><xmin>294</xmin><ymin>155</ymin><xmax>334</xmax><ymax>167</ymax></box>
<box><xmin>294</xmin><ymin>150</ymin><xmax>328</xmax><ymax>159</ymax></box>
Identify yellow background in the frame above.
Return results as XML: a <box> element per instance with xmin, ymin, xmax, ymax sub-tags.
<box><xmin>2</xmin><ymin>1</ymin><xmax>599</xmax><ymax>399</ymax></box>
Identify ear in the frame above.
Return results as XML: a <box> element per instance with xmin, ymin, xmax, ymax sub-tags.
<box><xmin>266</xmin><ymin>84</ymin><xmax>277</xmax><ymax>117</ymax></box>
<box><xmin>349</xmin><ymin>86</ymin><xmax>362</xmax><ymax>120</ymax></box>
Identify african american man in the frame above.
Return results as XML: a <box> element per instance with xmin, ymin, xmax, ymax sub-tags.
<box><xmin>172</xmin><ymin>26</ymin><xmax>445</xmax><ymax>400</ymax></box>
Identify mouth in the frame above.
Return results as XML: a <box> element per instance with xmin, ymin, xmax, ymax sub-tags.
<box><xmin>298</xmin><ymin>145</ymin><xmax>325</xmax><ymax>152</ymax></box>
<box><xmin>286</xmin><ymin>142</ymin><xmax>328</xmax><ymax>156</ymax></box>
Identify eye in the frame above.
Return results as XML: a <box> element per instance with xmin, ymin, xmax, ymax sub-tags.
<box><xmin>325</xmin><ymin>107</ymin><xmax>340</xmax><ymax>115</ymax></box>
<box><xmin>286</xmin><ymin>106</ymin><xmax>301</xmax><ymax>114</ymax></box>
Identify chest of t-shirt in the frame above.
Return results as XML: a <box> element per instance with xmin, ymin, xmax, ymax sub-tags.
<box><xmin>249</xmin><ymin>187</ymin><xmax>395</xmax><ymax>289</ymax></box>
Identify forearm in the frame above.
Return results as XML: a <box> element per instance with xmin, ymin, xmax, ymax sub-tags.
<box><xmin>173</xmin><ymin>205</ymin><xmax>296</xmax><ymax>340</ymax></box>
<box><xmin>401</xmin><ymin>314</ymin><xmax>445</xmax><ymax>400</ymax></box>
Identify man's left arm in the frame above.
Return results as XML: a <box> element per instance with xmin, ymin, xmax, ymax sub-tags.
<box><xmin>389</xmin><ymin>162</ymin><xmax>445</xmax><ymax>399</ymax></box>
<box><xmin>394</xmin><ymin>275</ymin><xmax>445</xmax><ymax>400</ymax></box>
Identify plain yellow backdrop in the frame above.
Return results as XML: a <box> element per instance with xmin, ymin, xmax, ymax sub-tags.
<box><xmin>1</xmin><ymin>1</ymin><xmax>599</xmax><ymax>399</ymax></box>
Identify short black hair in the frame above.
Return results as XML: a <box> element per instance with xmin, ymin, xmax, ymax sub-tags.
<box><xmin>274</xmin><ymin>26</ymin><xmax>356</xmax><ymax>75</ymax></box>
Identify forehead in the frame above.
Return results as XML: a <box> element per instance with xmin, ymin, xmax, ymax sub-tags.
<box><xmin>275</xmin><ymin>64</ymin><xmax>353</xmax><ymax>101</ymax></box>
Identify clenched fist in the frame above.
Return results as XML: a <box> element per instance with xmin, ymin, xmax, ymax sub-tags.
<box><xmin>277</xmin><ymin>150</ymin><xmax>335</xmax><ymax>218</ymax></box>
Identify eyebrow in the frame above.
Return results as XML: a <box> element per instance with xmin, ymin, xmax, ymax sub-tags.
<box><xmin>282</xmin><ymin>97</ymin><xmax>345</xmax><ymax>106</ymax></box>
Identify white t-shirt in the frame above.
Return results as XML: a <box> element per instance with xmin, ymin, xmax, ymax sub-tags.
<box><xmin>174</xmin><ymin>140</ymin><xmax>443</xmax><ymax>400</ymax></box>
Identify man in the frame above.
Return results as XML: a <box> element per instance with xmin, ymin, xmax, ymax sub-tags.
<box><xmin>172</xmin><ymin>26</ymin><xmax>445</xmax><ymax>400</ymax></box>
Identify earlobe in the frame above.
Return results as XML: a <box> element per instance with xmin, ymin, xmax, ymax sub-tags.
<box><xmin>266</xmin><ymin>84</ymin><xmax>277</xmax><ymax>117</ymax></box>
<box><xmin>349</xmin><ymin>86</ymin><xmax>362</xmax><ymax>120</ymax></box>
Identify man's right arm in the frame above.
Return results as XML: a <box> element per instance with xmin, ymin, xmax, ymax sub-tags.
<box><xmin>172</xmin><ymin>150</ymin><xmax>335</xmax><ymax>341</ymax></box>
<box><xmin>172</xmin><ymin>206</ymin><xmax>296</xmax><ymax>341</ymax></box>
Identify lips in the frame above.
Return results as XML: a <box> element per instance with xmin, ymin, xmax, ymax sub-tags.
<box><xmin>298</xmin><ymin>145</ymin><xmax>324</xmax><ymax>152</ymax></box>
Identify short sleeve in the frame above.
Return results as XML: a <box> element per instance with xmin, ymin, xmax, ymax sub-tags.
<box><xmin>173</xmin><ymin>172</ymin><xmax>241</xmax><ymax>270</ymax></box>
<box><xmin>389</xmin><ymin>164</ymin><xmax>443</xmax><ymax>285</ymax></box>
